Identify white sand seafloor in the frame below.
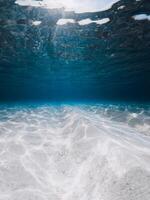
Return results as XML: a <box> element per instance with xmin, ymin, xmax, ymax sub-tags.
<box><xmin>0</xmin><ymin>104</ymin><xmax>150</xmax><ymax>200</ymax></box>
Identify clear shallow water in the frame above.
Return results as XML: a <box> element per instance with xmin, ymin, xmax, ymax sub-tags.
<box><xmin>0</xmin><ymin>103</ymin><xmax>150</xmax><ymax>200</ymax></box>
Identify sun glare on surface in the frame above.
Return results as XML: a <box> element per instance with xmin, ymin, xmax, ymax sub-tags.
<box><xmin>15</xmin><ymin>0</ymin><xmax>120</xmax><ymax>13</ymax></box>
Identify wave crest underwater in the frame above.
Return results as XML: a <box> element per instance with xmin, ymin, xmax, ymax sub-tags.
<box><xmin>0</xmin><ymin>104</ymin><xmax>150</xmax><ymax>200</ymax></box>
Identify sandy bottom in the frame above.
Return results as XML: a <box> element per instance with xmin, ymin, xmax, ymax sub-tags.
<box><xmin>0</xmin><ymin>105</ymin><xmax>150</xmax><ymax>200</ymax></box>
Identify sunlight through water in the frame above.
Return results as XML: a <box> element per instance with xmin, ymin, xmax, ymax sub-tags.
<box><xmin>15</xmin><ymin>0</ymin><xmax>120</xmax><ymax>13</ymax></box>
<box><xmin>0</xmin><ymin>104</ymin><xmax>150</xmax><ymax>200</ymax></box>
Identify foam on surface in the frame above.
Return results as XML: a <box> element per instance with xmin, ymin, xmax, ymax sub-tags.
<box><xmin>32</xmin><ymin>21</ymin><xmax>42</xmax><ymax>26</ymax></box>
<box><xmin>57</xmin><ymin>19</ymin><xmax>75</xmax><ymax>25</ymax></box>
<box><xmin>78</xmin><ymin>18</ymin><xmax>110</xmax><ymax>25</ymax></box>
<box><xmin>0</xmin><ymin>104</ymin><xmax>150</xmax><ymax>200</ymax></box>
<box><xmin>133</xmin><ymin>14</ymin><xmax>150</xmax><ymax>21</ymax></box>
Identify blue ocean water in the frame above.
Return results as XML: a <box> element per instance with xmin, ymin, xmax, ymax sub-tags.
<box><xmin>0</xmin><ymin>0</ymin><xmax>150</xmax><ymax>102</ymax></box>
<box><xmin>0</xmin><ymin>1</ymin><xmax>150</xmax><ymax>199</ymax></box>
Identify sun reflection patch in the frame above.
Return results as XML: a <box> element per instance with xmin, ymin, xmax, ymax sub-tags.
<box><xmin>15</xmin><ymin>0</ymin><xmax>120</xmax><ymax>13</ymax></box>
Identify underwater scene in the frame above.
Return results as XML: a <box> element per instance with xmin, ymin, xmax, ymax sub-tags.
<box><xmin>0</xmin><ymin>0</ymin><xmax>150</xmax><ymax>200</ymax></box>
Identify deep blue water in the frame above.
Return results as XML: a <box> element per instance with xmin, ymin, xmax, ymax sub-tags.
<box><xmin>0</xmin><ymin>0</ymin><xmax>150</xmax><ymax>102</ymax></box>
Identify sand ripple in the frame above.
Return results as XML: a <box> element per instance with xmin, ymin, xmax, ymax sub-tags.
<box><xmin>0</xmin><ymin>104</ymin><xmax>150</xmax><ymax>200</ymax></box>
